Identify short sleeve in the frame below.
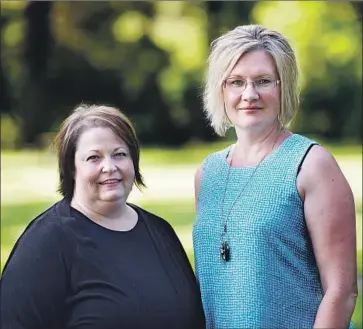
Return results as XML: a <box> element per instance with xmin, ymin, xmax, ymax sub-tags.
<box><xmin>0</xmin><ymin>218</ymin><xmax>72</xmax><ymax>329</ymax></box>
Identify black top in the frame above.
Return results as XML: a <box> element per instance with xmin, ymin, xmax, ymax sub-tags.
<box><xmin>1</xmin><ymin>199</ymin><xmax>205</xmax><ymax>329</ymax></box>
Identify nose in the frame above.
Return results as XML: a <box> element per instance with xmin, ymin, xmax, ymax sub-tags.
<box><xmin>241</xmin><ymin>82</ymin><xmax>259</xmax><ymax>101</ymax></box>
<box><xmin>102</xmin><ymin>158</ymin><xmax>117</xmax><ymax>173</ymax></box>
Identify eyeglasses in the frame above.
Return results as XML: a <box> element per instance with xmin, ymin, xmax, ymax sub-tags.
<box><xmin>224</xmin><ymin>77</ymin><xmax>280</xmax><ymax>93</ymax></box>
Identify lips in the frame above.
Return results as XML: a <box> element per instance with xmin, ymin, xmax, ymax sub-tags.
<box><xmin>240</xmin><ymin>107</ymin><xmax>262</xmax><ymax>110</ymax></box>
<box><xmin>99</xmin><ymin>179</ymin><xmax>121</xmax><ymax>185</ymax></box>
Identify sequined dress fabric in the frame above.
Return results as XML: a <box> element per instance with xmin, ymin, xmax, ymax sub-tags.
<box><xmin>193</xmin><ymin>134</ymin><xmax>353</xmax><ymax>328</ymax></box>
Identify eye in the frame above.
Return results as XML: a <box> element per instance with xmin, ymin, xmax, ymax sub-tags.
<box><xmin>257</xmin><ymin>78</ymin><xmax>272</xmax><ymax>85</ymax></box>
<box><xmin>86</xmin><ymin>155</ymin><xmax>99</xmax><ymax>161</ymax></box>
<box><xmin>114</xmin><ymin>152</ymin><xmax>127</xmax><ymax>158</ymax></box>
<box><xmin>230</xmin><ymin>79</ymin><xmax>245</xmax><ymax>87</ymax></box>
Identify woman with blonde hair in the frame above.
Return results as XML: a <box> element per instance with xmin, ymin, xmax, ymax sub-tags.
<box><xmin>193</xmin><ymin>25</ymin><xmax>357</xmax><ymax>328</ymax></box>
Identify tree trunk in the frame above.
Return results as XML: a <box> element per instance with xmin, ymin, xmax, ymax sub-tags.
<box><xmin>18</xmin><ymin>2</ymin><xmax>53</xmax><ymax>147</ymax></box>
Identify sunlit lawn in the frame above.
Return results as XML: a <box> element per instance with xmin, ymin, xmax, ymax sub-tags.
<box><xmin>2</xmin><ymin>138</ymin><xmax>362</xmax><ymax>166</ymax></box>
<box><xmin>1</xmin><ymin>143</ymin><xmax>362</xmax><ymax>326</ymax></box>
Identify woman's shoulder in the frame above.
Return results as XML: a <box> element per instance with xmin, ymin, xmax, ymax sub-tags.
<box><xmin>128</xmin><ymin>204</ymin><xmax>193</xmax><ymax>264</ymax></box>
<box><xmin>196</xmin><ymin>144</ymin><xmax>232</xmax><ymax>174</ymax></box>
<box><xmin>19</xmin><ymin>201</ymin><xmax>65</xmax><ymax>237</ymax></box>
<box><xmin>287</xmin><ymin>133</ymin><xmax>319</xmax><ymax>147</ymax></box>
<box><xmin>299</xmin><ymin>143</ymin><xmax>341</xmax><ymax>179</ymax></box>
<box><xmin>129</xmin><ymin>204</ymin><xmax>174</xmax><ymax>231</ymax></box>
<box><xmin>2</xmin><ymin>200</ymin><xmax>75</xmax><ymax>273</ymax></box>
<box><xmin>206</xmin><ymin>145</ymin><xmax>232</xmax><ymax>162</ymax></box>
<box><xmin>12</xmin><ymin>198</ymin><xmax>79</xmax><ymax>254</ymax></box>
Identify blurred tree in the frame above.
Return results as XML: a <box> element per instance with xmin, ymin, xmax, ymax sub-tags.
<box><xmin>252</xmin><ymin>1</ymin><xmax>362</xmax><ymax>141</ymax></box>
<box><xmin>0</xmin><ymin>58</ymin><xmax>13</xmax><ymax>114</ymax></box>
<box><xmin>0</xmin><ymin>15</ymin><xmax>13</xmax><ymax>113</ymax></box>
<box><xmin>0</xmin><ymin>1</ymin><xmax>361</xmax><ymax>147</ymax></box>
<box><xmin>205</xmin><ymin>1</ymin><xmax>255</xmax><ymax>40</ymax></box>
<box><xmin>17</xmin><ymin>2</ymin><xmax>54</xmax><ymax>146</ymax></box>
<box><xmin>352</xmin><ymin>2</ymin><xmax>362</xmax><ymax>20</ymax></box>
<box><xmin>1</xmin><ymin>2</ymin><xmax>25</xmax><ymax>115</ymax></box>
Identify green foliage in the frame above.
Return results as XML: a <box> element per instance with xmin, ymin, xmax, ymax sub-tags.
<box><xmin>253</xmin><ymin>1</ymin><xmax>362</xmax><ymax>141</ymax></box>
<box><xmin>1</xmin><ymin>2</ymin><xmax>361</xmax><ymax>147</ymax></box>
<box><xmin>0</xmin><ymin>115</ymin><xmax>20</xmax><ymax>149</ymax></box>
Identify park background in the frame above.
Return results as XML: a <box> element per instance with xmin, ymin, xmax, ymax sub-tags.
<box><xmin>1</xmin><ymin>1</ymin><xmax>362</xmax><ymax>326</ymax></box>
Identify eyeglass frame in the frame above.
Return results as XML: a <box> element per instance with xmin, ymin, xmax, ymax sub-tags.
<box><xmin>223</xmin><ymin>76</ymin><xmax>281</xmax><ymax>94</ymax></box>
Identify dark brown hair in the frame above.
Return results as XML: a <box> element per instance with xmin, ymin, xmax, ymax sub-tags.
<box><xmin>54</xmin><ymin>104</ymin><xmax>145</xmax><ymax>200</ymax></box>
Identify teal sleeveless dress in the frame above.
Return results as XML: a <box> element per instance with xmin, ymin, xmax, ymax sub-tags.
<box><xmin>193</xmin><ymin>134</ymin><xmax>353</xmax><ymax>328</ymax></box>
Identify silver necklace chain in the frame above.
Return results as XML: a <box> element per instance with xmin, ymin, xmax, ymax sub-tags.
<box><xmin>220</xmin><ymin>129</ymin><xmax>284</xmax><ymax>261</ymax></box>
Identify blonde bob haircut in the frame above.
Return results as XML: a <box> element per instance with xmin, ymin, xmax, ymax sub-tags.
<box><xmin>203</xmin><ymin>24</ymin><xmax>299</xmax><ymax>136</ymax></box>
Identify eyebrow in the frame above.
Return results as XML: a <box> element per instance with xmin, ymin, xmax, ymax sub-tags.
<box><xmin>227</xmin><ymin>74</ymin><xmax>276</xmax><ymax>79</ymax></box>
<box><xmin>88</xmin><ymin>146</ymin><xmax>127</xmax><ymax>153</ymax></box>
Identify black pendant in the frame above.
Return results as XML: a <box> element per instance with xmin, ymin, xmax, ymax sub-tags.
<box><xmin>220</xmin><ymin>241</ymin><xmax>230</xmax><ymax>261</ymax></box>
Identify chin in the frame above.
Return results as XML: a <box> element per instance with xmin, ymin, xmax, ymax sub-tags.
<box><xmin>100</xmin><ymin>192</ymin><xmax>125</xmax><ymax>203</ymax></box>
<box><xmin>237</xmin><ymin>117</ymin><xmax>269</xmax><ymax>130</ymax></box>
<box><xmin>235</xmin><ymin>121</ymin><xmax>260</xmax><ymax>130</ymax></box>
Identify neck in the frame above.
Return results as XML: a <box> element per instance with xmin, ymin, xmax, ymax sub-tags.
<box><xmin>231</xmin><ymin>123</ymin><xmax>288</xmax><ymax>166</ymax></box>
<box><xmin>71</xmin><ymin>196</ymin><xmax>137</xmax><ymax>231</ymax></box>
<box><xmin>71</xmin><ymin>194</ymin><xmax>128</xmax><ymax>222</ymax></box>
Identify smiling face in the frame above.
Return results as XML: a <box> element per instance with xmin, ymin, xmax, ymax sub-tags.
<box><xmin>73</xmin><ymin>127</ymin><xmax>135</xmax><ymax>206</ymax></box>
<box><xmin>223</xmin><ymin>50</ymin><xmax>281</xmax><ymax>132</ymax></box>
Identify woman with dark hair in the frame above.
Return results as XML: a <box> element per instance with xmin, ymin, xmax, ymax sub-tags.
<box><xmin>1</xmin><ymin>104</ymin><xmax>205</xmax><ymax>329</ymax></box>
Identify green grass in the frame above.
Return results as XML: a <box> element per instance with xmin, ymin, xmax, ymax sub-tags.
<box><xmin>1</xmin><ymin>199</ymin><xmax>362</xmax><ymax>327</ymax></box>
<box><xmin>141</xmin><ymin>139</ymin><xmax>362</xmax><ymax>165</ymax></box>
<box><xmin>1</xmin><ymin>144</ymin><xmax>361</xmax><ymax>326</ymax></box>
<box><xmin>1</xmin><ymin>149</ymin><xmax>57</xmax><ymax>167</ymax></box>
<box><xmin>1</xmin><ymin>201</ymin><xmax>54</xmax><ymax>247</ymax></box>
<box><xmin>2</xmin><ymin>138</ymin><xmax>361</xmax><ymax>167</ymax></box>
<box><xmin>353</xmin><ymin>287</ymin><xmax>362</xmax><ymax>327</ymax></box>
<box><xmin>139</xmin><ymin>200</ymin><xmax>196</xmax><ymax>227</ymax></box>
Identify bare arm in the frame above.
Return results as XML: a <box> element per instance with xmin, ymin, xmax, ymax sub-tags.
<box><xmin>297</xmin><ymin>145</ymin><xmax>357</xmax><ymax>328</ymax></box>
<box><xmin>194</xmin><ymin>162</ymin><xmax>203</xmax><ymax>211</ymax></box>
